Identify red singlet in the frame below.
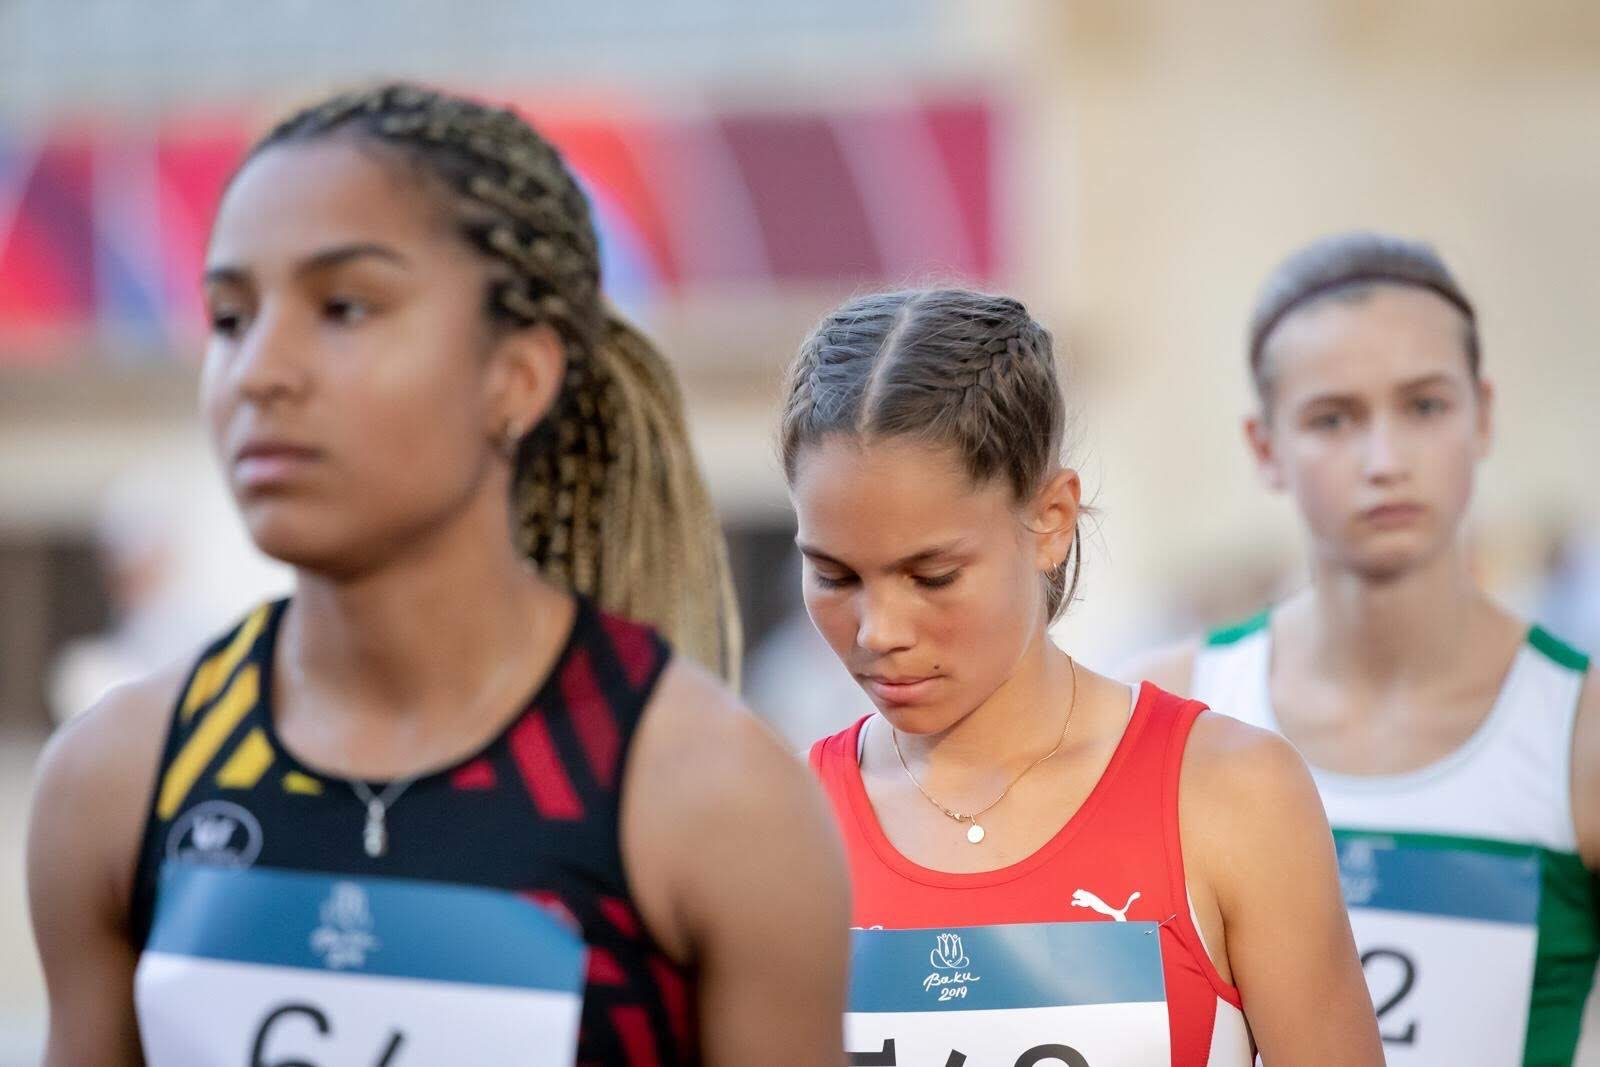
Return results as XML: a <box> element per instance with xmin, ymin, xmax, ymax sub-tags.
<box><xmin>810</xmin><ymin>683</ymin><xmax>1251</xmax><ymax>1066</ymax></box>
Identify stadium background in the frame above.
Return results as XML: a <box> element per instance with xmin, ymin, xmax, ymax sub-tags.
<box><xmin>2</xmin><ymin>2</ymin><xmax>1598</xmax><ymax>1058</ymax></box>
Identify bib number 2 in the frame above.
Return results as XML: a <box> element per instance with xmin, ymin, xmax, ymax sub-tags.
<box><xmin>1334</xmin><ymin>832</ymin><xmax>1543</xmax><ymax>1064</ymax></box>
<box><xmin>1361</xmin><ymin>947</ymin><xmax>1418</xmax><ymax>1046</ymax></box>
<box><xmin>848</xmin><ymin>1039</ymin><xmax>1091</xmax><ymax>1066</ymax></box>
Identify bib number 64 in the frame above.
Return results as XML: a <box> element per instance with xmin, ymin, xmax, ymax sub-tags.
<box><xmin>250</xmin><ymin>1002</ymin><xmax>405</xmax><ymax>1067</ymax></box>
<box><xmin>849</xmin><ymin>1039</ymin><xmax>1091</xmax><ymax>1066</ymax></box>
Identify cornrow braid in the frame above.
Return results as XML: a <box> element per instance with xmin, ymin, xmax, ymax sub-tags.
<box><xmin>251</xmin><ymin>83</ymin><xmax>740</xmax><ymax>680</ymax></box>
<box><xmin>952</xmin><ymin>323</ymin><xmax>1025</xmax><ymax>411</ymax></box>
<box><xmin>781</xmin><ymin>288</ymin><xmax>1084</xmax><ymax>621</ymax></box>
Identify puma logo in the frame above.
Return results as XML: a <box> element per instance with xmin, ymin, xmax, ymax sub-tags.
<box><xmin>1071</xmin><ymin>888</ymin><xmax>1141</xmax><ymax>922</ymax></box>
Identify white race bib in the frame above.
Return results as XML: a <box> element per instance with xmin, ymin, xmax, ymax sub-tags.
<box><xmin>847</xmin><ymin>922</ymin><xmax>1169</xmax><ymax>1066</ymax></box>
<box><xmin>136</xmin><ymin>864</ymin><xmax>587</xmax><ymax>1067</ymax></box>
<box><xmin>1337</xmin><ymin>832</ymin><xmax>1541</xmax><ymax>1065</ymax></box>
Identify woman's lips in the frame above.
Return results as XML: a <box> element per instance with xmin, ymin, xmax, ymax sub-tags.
<box><xmin>861</xmin><ymin>675</ymin><xmax>942</xmax><ymax>706</ymax></box>
<box><xmin>234</xmin><ymin>443</ymin><xmax>324</xmax><ymax>489</ymax></box>
<box><xmin>1360</xmin><ymin>502</ymin><xmax>1427</xmax><ymax>529</ymax></box>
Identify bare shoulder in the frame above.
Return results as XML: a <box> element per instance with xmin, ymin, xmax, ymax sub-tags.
<box><xmin>1179</xmin><ymin>710</ymin><xmax>1327</xmax><ymax>896</ymax></box>
<box><xmin>640</xmin><ymin>654</ymin><xmax>754</xmax><ymax>736</ymax></box>
<box><xmin>631</xmin><ymin>656</ymin><xmax>822</xmax><ymax>817</ymax></box>
<box><xmin>28</xmin><ymin>664</ymin><xmax>189</xmax><ymax>1065</ymax></box>
<box><xmin>1178</xmin><ymin>711</ymin><xmax>1322</xmax><ymax>853</ymax></box>
<box><xmin>622</xmin><ymin>656</ymin><xmax>848</xmax><ymax>964</ymax></box>
<box><xmin>1116</xmin><ymin>637</ymin><xmax>1201</xmax><ymax>696</ymax></box>
<box><xmin>30</xmin><ymin>661</ymin><xmax>188</xmax><ymax>920</ymax></box>
<box><xmin>1567</xmin><ymin>663</ymin><xmax>1600</xmax><ymax>867</ymax></box>
<box><xmin>35</xmin><ymin>663</ymin><xmax>186</xmax><ymax>817</ymax></box>
<box><xmin>1577</xmin><ymin>667</ymin><xmax>1600</xmax><ymax>741</ymax></box>
<box><xmin>1181</xmin><ymin>709</ymin><xmax>1316</xmax><ymax>808</ymax></box>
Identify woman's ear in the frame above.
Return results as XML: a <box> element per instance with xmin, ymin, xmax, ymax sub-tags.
<box><xmin>484</xmin><ymin>322</ymin><xmax>567</xmax><ymax>447</ymax></box>
<box><xmin>1473</xmin><ymin>376</ymin><xmax>1495</xmax><ymax>461</ymax></box>
<box><xmin>1245</xmin><ymin>412</ymin><xmax>1288</xmax><ymax>492</ymax></box>
<box><xmin>1030</xmin><ymin>467</ymin><xmax>1082</xmax><ymax>574</ymax></box>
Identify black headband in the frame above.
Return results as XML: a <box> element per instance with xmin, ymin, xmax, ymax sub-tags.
<box><xmin>1250</xmin><ymin>271</ymin><xmax>1476</xmax><ymax>364</ymax></box>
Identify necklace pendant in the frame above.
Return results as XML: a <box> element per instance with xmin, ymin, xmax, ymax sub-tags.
<box><xmin>363</xmin><ymin>799</ymin><xmax>387</xmax><ymax>858</ymax></box>
<box><xmin>966</xmin><ymin>821</ymin><xmax>986</xmax><ymax>844</ymax></box>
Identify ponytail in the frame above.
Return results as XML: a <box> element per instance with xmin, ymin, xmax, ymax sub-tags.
<box><xmin>513</xmin><ymin>308</ymin><xmax>741</xmax><ymax>681</ymax></box>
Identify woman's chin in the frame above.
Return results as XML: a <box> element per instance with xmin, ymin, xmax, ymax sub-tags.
<box><xmin>243</xmin><ymin>515</ymin><xmax>373</xmax><ymax>579</ymax></box>
<box><xmin>872</xmin><ymin>701</ymin><xmax>965</xmax><ymax>738</ymax></box>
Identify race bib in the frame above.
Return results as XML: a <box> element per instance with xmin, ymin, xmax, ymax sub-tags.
<box><xmin>136</xmin><ymin>864</ymin><xmax>587</xmax><ymax>1067</ymax></box>
<box><xmin>1337</xmin><ymin>831</ymin><xmax>1541</xmax><ymax>1065</ymax></box>
<box><xmin>847</xmin><ymin>922</ymin><xmax>1169</xmax><ymax>1066</ymax></box>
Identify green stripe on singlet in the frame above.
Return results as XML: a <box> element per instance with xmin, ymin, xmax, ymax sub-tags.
<box><xmin>1528</xmin><ymin>626</ymin><xmax>1592</xmax><ymax>674</ymax></box>
<box><xmin>1528</xmin><ymin>849</ymin><xmax>1600</xmax><ymax>1066</ymax></box>
<box><xmin>1332</xmin><ymin>829</ymin><xmax>1600</xmax><ymax>1066</ymax></box>
<box><xmin>1520</xmin><ymin>627</ymin><xmax>1593</xmax><ymax>1062</ymax></box>
<box><xmin>1204</xmin><ymin>611</ymin><xmax>1269</xmax><ymax>647</ymax></box>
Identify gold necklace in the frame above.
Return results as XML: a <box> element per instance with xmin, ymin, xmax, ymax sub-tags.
<box><xmin>890</xmin><ymin>658</ymin><xmax>1078</xmax><ymax>844</ymax></box>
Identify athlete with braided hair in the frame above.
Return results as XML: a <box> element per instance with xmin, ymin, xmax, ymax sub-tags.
<box><xmin>787</xmin><ymin>289</ymin><xmax>1381</xmax><ymax>1063</ymax></box>
<box><xmin>28</xmin><ymin>84</ymin><xmax>848</xmax><ymax>1066</ymax></box>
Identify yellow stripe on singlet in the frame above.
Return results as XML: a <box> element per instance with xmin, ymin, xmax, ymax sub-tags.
<box><xmin>283</xmin><ymin>771</ymin><xmax>324</xmax><ymax>796</ymax></box>
<box><xmin>182</xmin><ymin>605</ymin><xmax>269</xmax><ymax>722</ymax></box>
<box><xmin>214</xmin><ymin>727</ymin><xmax>274</xmax><ymax>789</ymax></box>
<box><xmin>158</xmin><ymin>665</ymin><xmax>260</xmax><ymax>819</ymax></box>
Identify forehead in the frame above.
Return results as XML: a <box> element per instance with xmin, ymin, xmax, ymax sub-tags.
<box><xmin>208</xmin><ymin>138</ymin><xmax>450</xmax><ymax>270</ymax></box>
<box><xmin>790</xmin><ymin>435</ymin><xmax>1013</xmax><ymax>556</ymax></box>
<box><xmin>1262</xmin><ymin>285</ymin><xmax>1474</xmax><ymax>401</ymax></box>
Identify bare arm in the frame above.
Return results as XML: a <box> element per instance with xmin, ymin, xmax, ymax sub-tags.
<box><xmin>622</xmin><ymin>659</ymin><xmax>852</xmax><ymax>1067</ymax></box>
<box><xmin>1182</xmin><ymin>713</ymin><xmax>1382</xmax><ymax>1065</ymax></box>
<box><xmin>1567</xmin><ymin>671</ymin><xmax>1600</xmax><ymax>869</ymax></box>
<box><xmin>28</xmin><ymin>669</ymin><xmax>180</xmax><ymax>1067</ymax></box>
<box><xmin>1115</xmin><ymin>638</ymin><xmax>1200</xmax><ymax>697</ymax></box>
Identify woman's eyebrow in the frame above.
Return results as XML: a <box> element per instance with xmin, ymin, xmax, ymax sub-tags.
<box><xmin>795</xmin><ymin>539</ymin><xmax>968</xmax><ymax>570</ymax></box>
<box><xmin>203</xmin><ymin>242</ymin><xmax>411</xmax><ymax>287</ymax></box>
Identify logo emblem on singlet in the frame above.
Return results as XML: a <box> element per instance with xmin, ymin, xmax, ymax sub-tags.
<box><xmin>1337</xmin><ymin>838</ymin><xmax>1381</xmax><ymax>906</ymax></box>
<box><xmin>310</xmin><ymin>882</ymin><xmax>382</xmax><ymax>970</ymax></box>
<box><xmin>924</xmin><ymin>933</ymin><xmax>981</xmax><ymax>1002</ymax></box>
<box><xmin>929</xmin><ymin>933</ymin><xmax>970</xmax><ymax>970</ymax></box>
<box><xmin>1070</xmin><ymin>888</ymin><xmax>1141</xmax><ymax>922</ymax></box>
<box><xmin>166</xmin><ymin>800</ymin><xmax>263</xmax><ymax>868</ymax></box>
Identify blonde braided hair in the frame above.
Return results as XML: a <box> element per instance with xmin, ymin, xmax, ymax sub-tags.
<box><xmin>253</xmin><ymin>84</ymin><xmax>741</xmax><ymax>680</ymax></box>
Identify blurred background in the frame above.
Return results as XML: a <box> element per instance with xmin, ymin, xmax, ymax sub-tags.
<box><xmin>2</xmin><ymin>0</ymin><xmax>1598</xmax><ymax>1059</ymax></box>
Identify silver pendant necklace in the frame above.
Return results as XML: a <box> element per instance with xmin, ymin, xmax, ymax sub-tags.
<box><xmin>890</xmin><ymin>658</ymin><xmax>1078</xmax><ymax>845</ymax></box>
<box><xmin>349</xmin><ymin>777</ymin><xmax>417</xmax><ymax>858</ymax></box>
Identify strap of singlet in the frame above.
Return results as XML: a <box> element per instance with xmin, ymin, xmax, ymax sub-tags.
<box><xmin>1151</xmin><ymin>688</ymin><xmax>1245</xmax><ymax>1008</ymax></box>
<box><xmin>807</xmin><ymin>736</ymin><xmax>828</xmax><ymax>775</ymax></box>
<box><xmin>129</xmin><ymin>602</ymin><xmax>281</xmax><ymax>949</ymax></box>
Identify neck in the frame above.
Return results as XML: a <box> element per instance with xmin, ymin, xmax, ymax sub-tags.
<box><xmin>896</xmin><ymin>627</ymin><xmax>1078</xmax><ymax>782</ymax></box>
<box><xmin>1296</xmin><ymin>541</ymin><xmax>1488</xmax><ymax>686</ymax></box>
<box><xmin>283</xmin><ymin>486</ymin><xmax>563</xmax><ymax>717</ymax></box>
